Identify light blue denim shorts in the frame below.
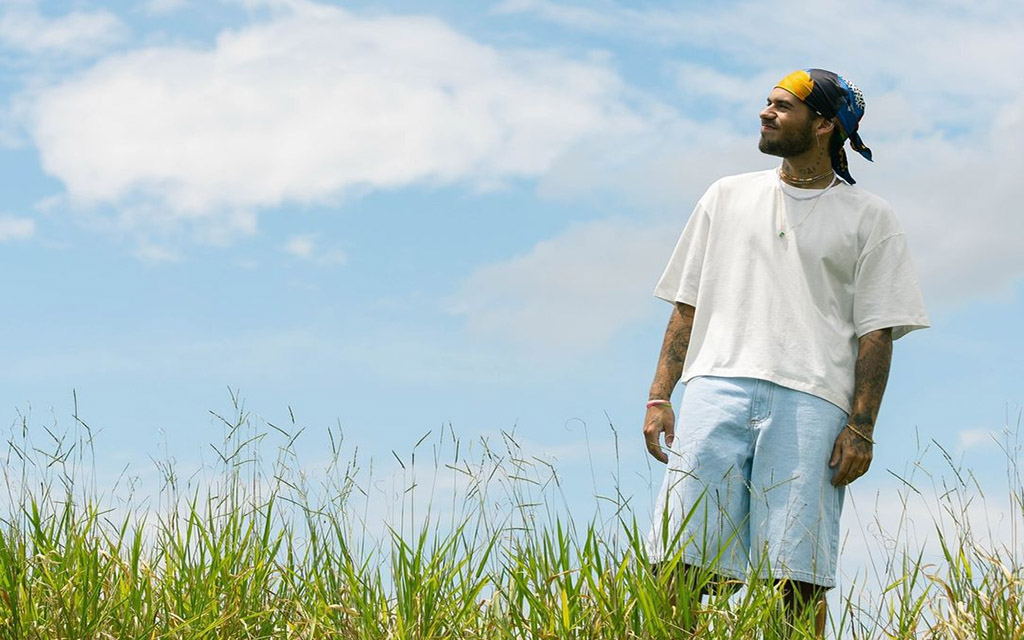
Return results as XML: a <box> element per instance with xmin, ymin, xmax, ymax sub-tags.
<box><xmin>647</xmin><ymin>376</ymin><xmax>848</xmax><ymax>588</ymax></box>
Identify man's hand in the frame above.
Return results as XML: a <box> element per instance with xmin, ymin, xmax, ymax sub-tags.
<box><xmin>643</xmin><ymin>405</ymin><xmax>676</xmax><ymax>464</ymax></box>
<box><xmin>828</xmin><ymin>426</ymin><xmax>873</xmax><ymax>486</ymax></box>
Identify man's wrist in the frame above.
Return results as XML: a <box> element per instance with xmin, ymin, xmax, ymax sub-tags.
<box><xmin>845</xmin><ymin>423</ymin><xmax>875</xmax><ymax>444</ymax></box>
<box><xmin>846</xmin><ymin>414</ymin><xmax>876</xmax><ymax>442</ymax></box>
<box><xmin>849</xmin><ymin>414</ymin><xmax>875</xmax><ymax>431</ymax></box>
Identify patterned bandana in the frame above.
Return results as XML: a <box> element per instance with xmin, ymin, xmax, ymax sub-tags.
<box><xmin>776</xmin><ymin>68</ymin><xmax>872</xmax><ymax>184</ymax></box>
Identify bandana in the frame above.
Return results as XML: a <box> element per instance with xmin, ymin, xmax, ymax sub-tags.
<box><xmin>776</xmin><ymin>68</ymin><xmax>872</xmax><ymax>184</ymax></box>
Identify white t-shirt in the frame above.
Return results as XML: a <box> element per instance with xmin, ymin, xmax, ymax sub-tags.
<box><xmin>655</xmin><ymin>169</ymin><xmax>930</xmax><ymax>413</ymax></box>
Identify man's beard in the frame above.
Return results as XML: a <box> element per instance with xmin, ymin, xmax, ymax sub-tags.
<box><xmin>759</xmin><ymin>120</ymin><xmax>815</xmax><ymax>157</ymax></box>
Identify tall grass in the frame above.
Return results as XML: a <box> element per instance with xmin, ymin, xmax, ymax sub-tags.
<box><xmin>0</xmin><ymin>394</ymin><xmax>1021</xmax><ymax>639</ymax></box>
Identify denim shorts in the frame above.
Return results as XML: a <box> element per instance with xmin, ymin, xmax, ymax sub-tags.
<box><xmin>647</xmin><ymin>376</ymin><xmax>848</xmax><ymax>588</ymax></box>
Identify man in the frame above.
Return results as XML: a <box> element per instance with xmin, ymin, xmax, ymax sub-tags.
<box><xmin>643</xmin><ymin>69</ymin><xmax>929</xmax><ymax>636</ymax></box>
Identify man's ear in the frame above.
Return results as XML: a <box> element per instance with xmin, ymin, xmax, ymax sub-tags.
<box><xmin>816</xmin><ymin>116</ymin><xmax>836</xmax><ymax>136</ymax></box>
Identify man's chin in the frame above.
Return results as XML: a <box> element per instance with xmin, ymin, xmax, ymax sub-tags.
<box><xmin>758</xmin><ymin>139</ymin><xmax>783</xmax><ymax>157</ymax></box>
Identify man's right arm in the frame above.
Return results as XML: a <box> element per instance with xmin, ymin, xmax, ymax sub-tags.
<box><xmin>643</xmin><ymin>302</ymin><xmax>695</xmax><ymax>463</ymax></box>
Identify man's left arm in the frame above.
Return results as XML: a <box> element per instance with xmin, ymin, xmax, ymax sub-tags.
<box><xmin>829</xmin><ymin>327</ymin><xmax>893</xmax><ymax>486</ymax></box>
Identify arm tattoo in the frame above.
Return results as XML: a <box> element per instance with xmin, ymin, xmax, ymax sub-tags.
<box><xmin>649</xmin><ymin>303</ymin><xmax>695</xmax><ymax>401</ymax></box>
<box><xmin>849</xmin><ymin>328</ymin><xmax>893</xmax><ymax>436</ymax></box>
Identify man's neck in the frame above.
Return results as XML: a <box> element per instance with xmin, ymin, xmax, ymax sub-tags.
<box><xmin>780</xmin><ymin>149</ymin><xmax>834</xmax><ymax>189</ymax></box>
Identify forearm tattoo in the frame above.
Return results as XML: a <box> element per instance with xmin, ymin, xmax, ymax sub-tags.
<box><xmin>849</xmin><ymin>329</ymin><xmax>893</xmax><ymax>435</ymax></box>
<box><xmin>650</xmin><ymin>304</ymin><xmax>695</xmax><ymax>400</ymax></box>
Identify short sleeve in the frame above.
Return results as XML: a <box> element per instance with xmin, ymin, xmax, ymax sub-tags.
<box><xmin>853</xmin><ymin>234</ymin><xmax>930</xmax><ymax>339</ymax></box>
<box><xmin>654</xmin><ymin>203</ymin><xmax>711</xmax><ymax>306</ymax></box>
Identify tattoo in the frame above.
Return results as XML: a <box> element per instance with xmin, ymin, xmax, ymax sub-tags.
<box><xmin>848</xmin><ymin>437</ymin><xmax>874</xmax><ymax>458</ymax></box>
<box><xmin>649</xmin><ymin>304</ymin><xmax>695</xmax><ymax>401</ymax></box>
<box><xmin>666</xmin><ymin>314</ymin><xmax>690</xmax><ymax>366</ymax></box>
<box><xmin>849</xmin><ymin>328</ymin><xmax>893</xmax><ymax>437</ymax></box>
<box><xmin>798</xmin><ymin>163</ymin><xmax>829</xmax><ymax>176</ymax></box>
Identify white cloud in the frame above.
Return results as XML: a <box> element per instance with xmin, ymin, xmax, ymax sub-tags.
<box><xmin>318</xmin><ymin>250</ymin><xmax>347</xmax><ymax>266</ymax></box>
<box><xmin>448</xmin><ymin>218</ymin><xmax>677</xmax><ymax>350</ymax></box>
<box><xmin>494</xmin><ymin>0</ymin><xmax>624</xmax><ymax>32</ymax></box>
<box><xmin>957</xmin><ymin>428</ymin><xmax>998</xmax><ymax>452</ymax></box>
<box><xmin>0</xmin><ymin>215</ymin><xmax>35</xmax><ymax>241</ymax></box>
<box><xmin>0</xmin><ymin>2</ymin><xmax>127</xmax><ymax>57</ymax></box>
<box><xmin>144</xmin><ymin>0</ymin><xmax>189</xmax><ymax>14</ymax></box>
<box><xmin>132</xmin><ymin>241</ymin><xmax>181</xmax><ymax>263</ymax></box>
<box><xmin>862</xmin><ymin>104</ymin><xmax>1024</xmax><ymax>305</ymax></box>
<box><xmin>23</xmin><ymin>1</ymin><xmax>649</xmax><ymax>240</ymax></box>
<box><xmin>283</xmin><ymin>233</ymin><xmax>346</xmax><ymax>265</ymax></box>
<box><xmin>283</xmin><ymin>234</ymin><xmax>315</xmax><ymax>260</ymax></box>
<box><xmin>670</xmin><ymin>63</ymin><xmax>768</xmax><ymax>106</ymax></box>
<box><xmin>536</xmin><ymin>119</ymin><xmax>756</xmax><ymax>211</ymax></box>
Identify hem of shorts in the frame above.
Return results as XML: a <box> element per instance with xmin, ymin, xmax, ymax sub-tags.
<box><xmin>662</xmin><ymin>553</ymin><xmax>836</xmax><ymax>589</ymax></box>
<box><xmin>750</xmin><ymin>565</ymin><xmax>837</xmax><ymax>589</ymax></box>
<box><xmin>646</xmin><ymin>549</ymin><xmax>747</xmax><ymax>580</ymax></box>
<box><xmin>677</xmin><ymin>553</ymin><xmax>747</xmax><ymax>582</ymax></box>
<box><xmin>681</xmin><ymin>368</ymin><xmax>851</xmax><ymax>414</ymax></box>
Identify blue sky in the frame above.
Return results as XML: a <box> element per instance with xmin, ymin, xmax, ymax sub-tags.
<box><xmin>1</xmin><ymin>0</ymin><xmax>1022</xmax><ymax>594</ymax></box>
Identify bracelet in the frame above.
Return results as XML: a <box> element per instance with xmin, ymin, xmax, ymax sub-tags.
<box><xmin>646</xmin><ymin>399</ymin><xmax>672</xmax><ymax>410</ymax></box>
<box><xmin>845</xmin><ymin>423</ymin><xmax>875</xmax><ymax>444</ymax></box>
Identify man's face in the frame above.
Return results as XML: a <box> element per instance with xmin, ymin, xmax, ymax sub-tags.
<box><xmin>758</xmin><ymin>87</ymin><xmax>817</xmax><ymax>157</ymax></box>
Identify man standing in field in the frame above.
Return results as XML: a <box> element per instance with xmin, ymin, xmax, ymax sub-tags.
<box><xmin>642</xmin><ymin>69</ymin><xmax>929</xmax><ymax>636</ymax></box>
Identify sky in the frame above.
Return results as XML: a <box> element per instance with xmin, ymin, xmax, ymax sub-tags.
<box><xmin>1</xmin><ymin>0</ymin><xmax>1022</xmax><ymax>603</ymax></box>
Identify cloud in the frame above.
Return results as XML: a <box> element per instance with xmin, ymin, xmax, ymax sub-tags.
<box><xmin>283</xmin><ymin>234</ymin><xmax>315</xmax><ymax>260</ymax></box>
<box><xmin>0</xmin><ymin>1</ymin><xmax>127</xmax><ymax>57</ymax></box>
<box><xmin>494</xmin><ymin>0</ymin><xmax>626</xmax><ymax>32</ymax></box>
<box><xmin>0</xmin><ymin>215</ymin><xmax>35</xmax><ymax>241</ymax></box>
<box><xmin>283</xmin><ymin>233</ymin><xmax>346</xmax><ymax>265</ymax></box>
<box><xmin>144</xmin><ymin>0</ymin><xmax>189</xmax><ymax>14</ymax></box>
<box><xmin>22</xmin><ymin>1</ymin><xmax>649</xmax><ymax>240</ymax></box>
<box><xmin>862</xmin><ymin>101</ymin><xmax>1024</xmax><ymax>305</ymax></box>
<box><xmin>956</xmin><ymin>428</ymin><xmax>998</xmax><ymax>452</ymax></box>
<box><xmin>132</xmin><ymin>242</ymin><xmax>181</xmax><ymax>263</ymax></box>
<box><xmin>448</xmin><ymin>218</ymin><xmax>677</xmax><ymax>350</ymax></box>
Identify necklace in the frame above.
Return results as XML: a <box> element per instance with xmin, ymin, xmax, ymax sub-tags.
<box><xmin>775</xmin><ymin>173</ymin><xmax>837</xmax><ymax>238</ymax></box>
<box><xmin>778</xmin><ymin>165</ymin><xmax>834</xmax><ymax>186</ymax></box>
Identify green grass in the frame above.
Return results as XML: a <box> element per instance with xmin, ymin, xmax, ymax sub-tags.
<box><xmin>0</xmin><ymin>395</ymin><xmax>1021</xmax><ymax>639</ymax></box>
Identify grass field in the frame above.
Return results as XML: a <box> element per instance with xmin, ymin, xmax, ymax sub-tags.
<box><xmin>1</xmin><ymin>396</ymin><xmax>1021</xmax><ymax>639</ymax></box>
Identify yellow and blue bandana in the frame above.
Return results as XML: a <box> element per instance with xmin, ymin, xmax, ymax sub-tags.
<box><xmin>776</xmin><ymin>68</ymin><xmax>872</xmax><ymax>184</ymax></box>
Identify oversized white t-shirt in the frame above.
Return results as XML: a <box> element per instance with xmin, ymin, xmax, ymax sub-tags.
<box><xmin>655</xmin><ymin>169</ymin><xmax>929</xmax><ymax>413</ymax></box>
